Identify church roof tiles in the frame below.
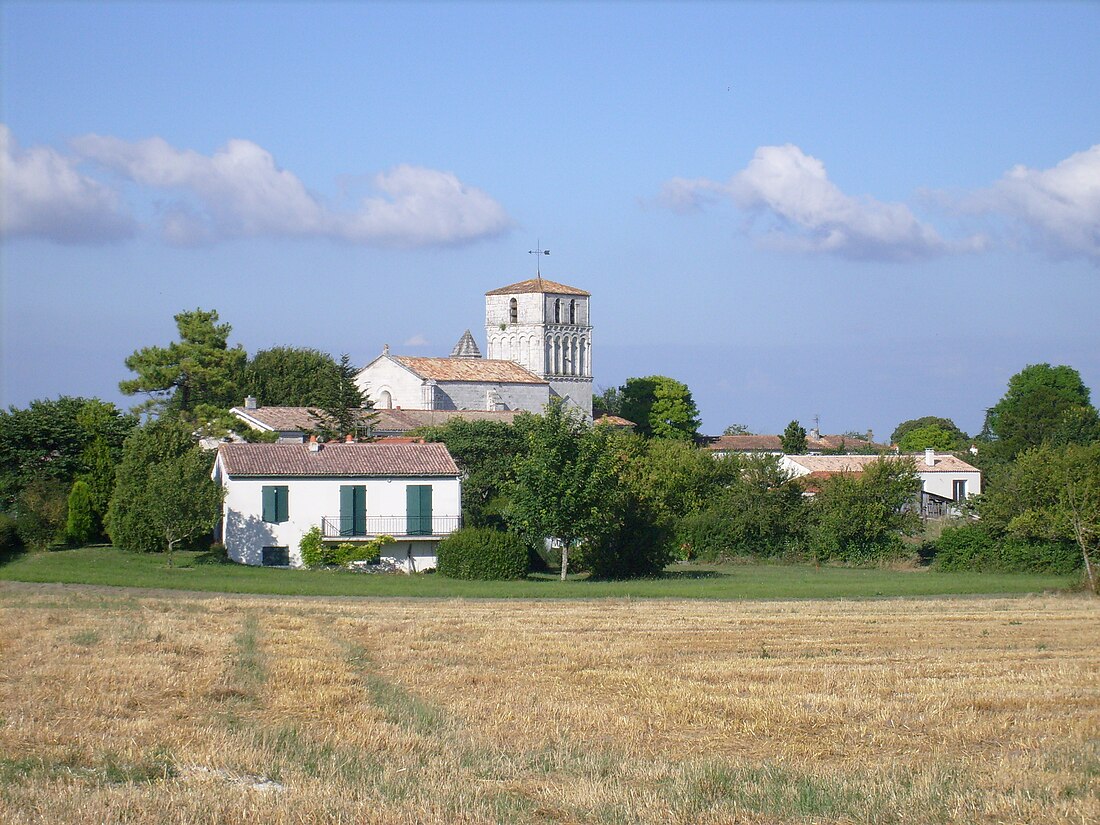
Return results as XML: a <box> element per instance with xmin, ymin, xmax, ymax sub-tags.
<box><xmin>449</xmin><ymin>329</ymin><xmax>483</xmax><ymax>359</ymax></box>
<box><xmin>485</xmin><ymin>278</ymin><xmax>590</xmax><ymax>296</ymax></box>
<box><xmin>393</xmin><ymin>356</ymin><xmax>545</xmax><ymax>384</ymax></box>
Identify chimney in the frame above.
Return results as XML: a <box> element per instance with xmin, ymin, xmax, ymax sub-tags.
<box><xmin>308</xmin><ymin>435</ymin><xmax>321</xmax><ymax>452</ymax></box>
<box><xmin>924</xmin><ymin>448</ymin><xmax>936</xmax><ymax>466</ymax></box>
<box><xmin>245</xmin><ymin>395</ymin><xmax>258</xmax><ymax>410</ymax></box>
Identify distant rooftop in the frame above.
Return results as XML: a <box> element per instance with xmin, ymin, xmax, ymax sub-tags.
<box><xmin>485</xmin><ymin>278</ymin><xmax>589</xmax><ymax>297</ymax></box>
<box><xmin>449</xmin><ymin>329</ymin><xmax>483</xmax><ymax>359</ymax></box>
<box><xmin>394</xmin><ymin>356</ymin><xmax>545</xmax><ymax>384</ymax></box>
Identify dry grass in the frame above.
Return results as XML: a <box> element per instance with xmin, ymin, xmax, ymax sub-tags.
<box><xmin>0</xmin><ymin>582</ymin><xmax>1097</xmax><ymax>824</ymax></box>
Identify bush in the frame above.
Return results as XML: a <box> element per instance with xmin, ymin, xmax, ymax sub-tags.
<box><xmin>0</xmin><ymin>512</ymin><xmax>22</xmax><ymax>559</ymax></box>
<box><xmin>65</xmin><ymin>480</ymin><xmax>96</xmax><ymax>546</ymax></box>
<box><xmin>299</xmin><ymin>526</ymin><xmax>396</xmax><ymax>568</ymax></box>
<box><xmin>581</xmin><ymin>513</ymin><xmax>672</xmax><ymax>580</ymax></box>
<box><xmin>934</xmin><ymin>523</ymin><xmax>1079</xmax><ymax>573</ymax></box>
<box><xmin>437</xmin><ymin>527</ymin><xmax>528</xmax><ymax>580</ymax></box>
<box><xmin>675</xmin><ymin>508</ymin><xmax>742</xmax><ymax>562</ymax></box>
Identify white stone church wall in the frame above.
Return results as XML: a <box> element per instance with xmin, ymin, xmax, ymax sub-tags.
<box><xmin>356</xmin><ymin>358</ymin><xmax>424</xmax><ymax>409</ymax></box>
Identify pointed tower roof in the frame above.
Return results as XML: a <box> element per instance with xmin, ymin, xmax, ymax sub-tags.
<box><xmin>485</xmin><ymin>278</ymin><xmax>589</xmax><ymax>296</ymax></box>
<box><xmin>449</xmin><ymin>329</ymin><xmax>483</xmax><ymax>359</ymax></box>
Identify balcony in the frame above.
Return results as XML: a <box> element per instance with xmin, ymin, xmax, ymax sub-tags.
<box><xmin>319</xmin><ymin>515</ymin><xmax>462</xmax><ymax>540</ymax></box>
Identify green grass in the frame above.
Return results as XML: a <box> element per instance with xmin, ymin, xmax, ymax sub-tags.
<box><xmin>0</xmin><ymin>546</ymin><xmax>1078</xmax><ymax>599</ymax></box>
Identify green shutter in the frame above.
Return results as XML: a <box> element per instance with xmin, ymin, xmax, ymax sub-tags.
<box><xmin>407</xmin><ymin>485</ymin><xmax>432</xmax><ymax>535</ymax></box>
<box><xmin>340</xmin><ymin>485</ymin><xmax>366</xmax><ymax>536</ymax></box>
<box><xmin>262</xmin><ymin>486</ymin><xmax>276</xmax><ymax>523</ymax></box>
<box><xmin>263</xmin><ymin>486</ymin><xmax>289</xmax><ymax>523</ymax></box>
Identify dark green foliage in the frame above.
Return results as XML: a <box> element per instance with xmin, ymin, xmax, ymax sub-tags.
<box><xmin>592</xmin><ymin>385</ymin><xmax>624</xmax><ymax>418</ymax></box>
<box><xmin>980</xmin><ymin>363</ymin><xmax>1099</xmax><ymax>462</ymax></box>
<box><xmin>0</xmin><ymin>397</ymin><xmax>136</xmax><ymax>510</ymax></box>
<box><xmin>119</xmin><ymin>308</ymin><xmax>247</xmax><ymax>415</ymax></box>
<box><xmin>14</xmin><ymin>477</ymin><xmax>68</xmax><ymax>550</ymax></box>
<box><xmin>618</xmin><ymin>375</ymin><xmax>701</xmax><ymax>441</ymax></box>
<box><xmin>582</xmin><ymin>502</ymin><xmax>672</xmax><ymax>579</ymax></box>
<box><xmin>0</xmin><ymin>512</ymin><xmax>21</xmax><ymax>558</ymax></box>
<box><xmin>891</xmin><ymin>417</ymin><xmax>969</xmax><ymax>449</ymax></box>
<box><xmin>807</xmin><ymin>458</ymin><xmax>921</xmax><ymax>563</ymax></box>
<box><xmin>416</xmin><ymin>418</ymin><xmax>530</xmax><ymax>528</ymax></box>
<box><xmin>309</xmin><ymin>353</ymin><xmax>375</xmax><ymax>440</ymax></box>
<box><xmin>145</xmin><ymin>448</ymin><xmax>223</xmax><ymax>565</ymax></box>
<box><xmin>781</xmin><ymin>420</ymin><xmax>807</xmax><ymax>454</ymax></box>
<box><xmin>723</xmin><ymin>423</ymin><xmax>753</xmax><ymax>436</ymax></box>
<box><xmin>106</xmin><ymin>419</ymin><xmax>199</xmax><ymax>553</ymax></box>
<box><xmin>675</xmin><ymin>456</ymin><xmax>806</xmax><ymax>561</ymax></box>
<box><xmin>933</xmin><ymin>523</ymin><xmax>1079</xmax><ymax>574</ymax></box>
<box><xmin>242</xmin><ymin>347</ymin><xmax>342</xmax><ymax>407</ymax></box>
<box><xmin>625</xmin><ymin>438</ymin><xmax>742</xmax><ymax>528</ymax></box>
<box><xmin>65</xmin><ymin>480</ymin><xmax>96</xmax><ymax>546</ymax></box>
<box><xmin>437</xmin><ymin>527</ymin><xmax>529</xmax><ymax>580</ymax></box>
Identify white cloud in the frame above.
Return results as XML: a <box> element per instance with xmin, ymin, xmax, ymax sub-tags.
<box><xmin>70</xmin><ymin>133</ymin><xmax>511</xmax><ymax>247</ymax></box>
<box><xmin>0</xmin><ymin>125</ymin><xmax>134</xmax><ymax>243</ymax></box>
<box><xmin>660</xmin><ymin>144</ymin><xmax>984</xmax><ymax>261</ymax></box>
<box><xmin>977</xmin><ymin>144</ymin><xmax>1100</xmax><ymax>264</ymax></box>
<box><xmin>403</xmin><ymin>334</ymin><xmax>429</xmax><ymax>347</ymax></box>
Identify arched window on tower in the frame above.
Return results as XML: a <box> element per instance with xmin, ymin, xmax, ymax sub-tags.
<box><xmin>554</xmin><ymin>299</ymin><xmax>561</xmax><ymax>324</ymax></box>
<box><xmin>509</xmin><ymin>298</ymin><xmax>518</xmax><ymax>324</ymax></box>
<box><xmin>569</xmin><ymin>299</ymin><xmax>576</xmax><ymax>324</ymax></box>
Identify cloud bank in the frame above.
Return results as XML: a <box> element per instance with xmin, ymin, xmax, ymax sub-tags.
<box><xmin>1</xmin><ymin>127</ymin><xmax>512</xmax><ymax>248</ymax></box>
<box><xmin>0</xmin><ymin>125</ymin><xmax>134</xmax><ymax>243</ymax></box>
<box><xmin>971</xmin><ymin>144</ymin><xmax>1100</xmax><ymax>264</ymax></box>
<box><xmin>660</xmin><ymin>144</ymin><xmax>979</xmax><ymax>261</ymax></box>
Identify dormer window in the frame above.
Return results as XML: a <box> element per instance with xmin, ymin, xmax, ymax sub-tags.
<box><xmin>554</xmin><ymin>298</ymin><xmax>561</xmax><ymax>323</ymax></box>
<box><xmin>569</xmin><ymin>299</ymin><xmax>576</xmax><ymax>324</ymax></box>
<box><xmin>509</xmin><ymin>298</ymin><xmax>518</xmax><ymax>323</ymax></box>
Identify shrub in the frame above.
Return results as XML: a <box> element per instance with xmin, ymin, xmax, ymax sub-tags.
<box><xmin>299</xmin><ymin>526</ymin><xmax>395</xmax><ymax>568</ymax></box>
<box><xmin>437</xmin><ymin>527</ymin><xmax>528</xmax><ymax>580</ymax></box>
<box><xmin>16</xmin><ymin>477</ymin><xmax>68</xmax><ymax>551</ymax></box>
<box><xmin>934</xmin><ymin>523</ymin><xmax>1079</xmax><ymax>573</ymax></box>
<box><xmin>581</xmin><ymin>512</ymin><xmax>672</xmax><ymax>579</ymax></box>
<box><xmin>0</xmin><ymin>512</ymin><xmax>22</xmax><ymax>558</ymax></box>
<box><xmin>65</xmin><ymin>480</ymin><xmax>96</xmax><ymax>546</ymax></box>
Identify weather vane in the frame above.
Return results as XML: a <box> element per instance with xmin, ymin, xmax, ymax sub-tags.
<box><xmin>528</xmin><ymin>240</ymin><xmax>550</xmax><ymax>281</ymax></box>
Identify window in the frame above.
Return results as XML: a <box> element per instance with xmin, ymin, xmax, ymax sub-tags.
<box><xmin>509</xmin><ymin>298</ymin><xmax>518</xmax><ymax>323</ymax></box>
<box><xmin>262</xmin><ymin>485</ymin><xmax>289</xmax><ymax>523</ymax></box>
<box><xmin>554</xmin><ymin>298</ymin><xmax>561</xmax><ymax>323</ymax></box>
<box><xmin>406</xmin><ymin>484</ymin><xmax>433</xmax><ymax>535</ymax></box>
<box><xmin>340</xmin><ymin>485</ymin><xmax>366</xmax><ymax>536</ymax></box>
<box><xmin>953</xmin><ymin>479</ymin><xmax>967</xmax><ymax>501</ymax></box>
<box><xmin>569</xmin><ymin>299</ymin><xmax>576</xmax><ymax>324</ymax></box>
<box><xmin>262</xmin><ymin>546</ymin><xmax>289</xmax><ymax>567</ymax></box>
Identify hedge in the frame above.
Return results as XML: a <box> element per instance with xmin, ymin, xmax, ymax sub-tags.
<box><xmin>933</xmin><ymin>523</ymin><xmax>1079</xmax><ymax>574</ymax></box>
<box><xmin>437</xmin><ymin>527</ymin><xmax>528</xmax><ymax>580</ymax></box>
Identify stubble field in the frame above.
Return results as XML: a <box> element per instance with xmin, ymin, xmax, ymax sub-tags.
<box><xmin>0</xmin><ymin>582</ymin><xmax>1097</xmax><ymax>824</ymax></box>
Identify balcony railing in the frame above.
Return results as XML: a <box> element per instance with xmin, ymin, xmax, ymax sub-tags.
<box><xmin>319</xmin><ymin>515</ymin><xmax>462</xmax><ymax>540</ymax></box>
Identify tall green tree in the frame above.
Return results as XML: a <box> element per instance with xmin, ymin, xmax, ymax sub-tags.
<box><xmin>592</xmin><ymin>386</ymin><xmax>624</xmax><ymax>417</ymax></box>
<box><xmin>65</xmin><ymin>480</ymin><xmax>96</xmax><ymax>546</ymax></box>
<box><xmin>310</xmin><ymin>354</ymin><xmax>376</xmax><ymax>440</ymax></box>
<box><xmin>618</xmin><ymin>375</ymin><xmax>701</xmax><ymax>441</ymax></box>
<box><xmin>106</xmin><ymin>418</ymin><xmax>199</xmax><ymax>553</ymax></box>
<box><xmin>891</xmin><ymin>416</ymin><xmax>968</xmax><ymax>449</ymax></box>
<box><xmin>120</xmin><ymin>308</ymin><xmax>246</xmax><ymax>416</ymax></box>
<box><xmin>242</xmin><ymin>346</ymin><xmax>342</xmax><ymax>407</ymax></box>
<box><xmin>981</xmin><ymin>364</ymin><xmax>1099</xmax><ymax>462</ymax></box>
<box><xmin>781</xmin><ymin>420</ymin><xmax>808</xmax><ymax>454</ymax></box>
<box><xmin>507</xmin><ymin>401</ymin><xmax>627</xmax><ymax>579</ymax></box>
<box><xmin>145</xmin><ymin>449</ymin><xmax>223</xmax><ymax>567</ymax></box>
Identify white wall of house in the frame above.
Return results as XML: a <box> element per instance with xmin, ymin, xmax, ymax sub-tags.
<box><xmin>916</xmin><ymin>468</ymin><xmax>982</xmax><ymax>499</ymax></box>
<box><xmin>779</xmin><ymin>454</ymin><xmax>981</xmax><ymax>502</ymax></box>
<box><xmin>217</xmin><ymin>471</ymin><xmax>461</xmax><ymax>570</ymax></box>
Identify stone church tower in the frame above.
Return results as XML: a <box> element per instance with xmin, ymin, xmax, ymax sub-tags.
<box><xmin>484</xmin><ymin>277</ymin><xmax>593</xmax><ymax>418</ymax></box>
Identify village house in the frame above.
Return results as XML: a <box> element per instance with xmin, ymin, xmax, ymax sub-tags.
<box><xmin>212</xmin><ymin>440</ymin><xmax>462</xmax><ymax>571</ymax></box>
<box><xmin>703</xmin><ymin>430</ymin><xmax>888</xmax><ymax>457</ymax></box>
<box><xmin>779</xmin><ymin>449</ymin><xmax>982</xmax><ymax>518</ymax></box>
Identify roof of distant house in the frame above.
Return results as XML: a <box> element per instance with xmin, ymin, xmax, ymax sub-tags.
<box><xmin>785</xmin><ymin>453</ymin><xmax>980</xmax><ymax>474</ymax></box>
<box><xmin>393</xmin><ymin>356</ymin><xmax>545</xmax><ymax>384</ymax></box>
<box><xmin>594</xmin><ymin>415</ymin><xmax>635</xmax><ymax>428</ymax></box>
<box><xmin>485</xmin><ymin>278</ymin><xmax>590</xmax><ymax>297</ymax></box>
<box><xmin>231</xmin><ymin>405</ymin><xmax>528</xmax><ymax>435</ymax></box>
<box><xmin>704</xmin><ymin>434</ymin><xmax>888</xmax><ymax>453</ymax></box>
<box><xmin>216</xmin><ymin>442</ymin><xmax>460</xmax><ymax>477</ymax></box>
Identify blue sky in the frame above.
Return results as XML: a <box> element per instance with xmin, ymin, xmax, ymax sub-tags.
<box><xmin>2</xmin><ymin>1</ymin><xmax>1098</xmax><ymax>440</ymax></box>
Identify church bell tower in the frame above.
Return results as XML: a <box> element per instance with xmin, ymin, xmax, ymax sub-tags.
<box><xmin>484</xmin><ymin>277</ymin><xmax>593</xmax><ymax>418</ymax></box>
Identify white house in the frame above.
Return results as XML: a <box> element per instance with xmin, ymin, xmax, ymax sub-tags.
<box><xmin>212</xmin><ymin>440</ymin><xmax>462</xmax><ymax>572</ymax></box>
<box><xmin>780</xmin><ymin>449</ymin><xmax>981</xmax><ymax>516</ymax></box>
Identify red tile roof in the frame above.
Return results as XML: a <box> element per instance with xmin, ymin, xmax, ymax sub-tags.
<box><xmin>217</xmin><ymin>442</ymin><xmax>460</xmax><ymax>477</ymax></box>
<box><xmin>785</xmin><ymin>454</ymin><xmax>980</xmax><ymax>474</ymax></box>
<box><xmin>485</xmin><ymin>278</ymin><xmax>590</xmax><ymax>296</ymax></box>
<box><xmin>705</xmin><ymin>434</ymin><xmax>888</xmax><ymax>453</ymax></box>
<box><xmin>393</xmin><ymin>356</ymin><xmax>545</xmax><ymax>384</ymax></box>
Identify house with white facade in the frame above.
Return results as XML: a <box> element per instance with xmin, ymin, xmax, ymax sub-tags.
<box><xmin>212</xmin><ymin>440</ymin><xmax>462</xmax><ymax>572</ymax></box>
<box><xmin>780</xmin><ymin>449</ymin><xmax>981</xmax><ymax>517</ymax></box>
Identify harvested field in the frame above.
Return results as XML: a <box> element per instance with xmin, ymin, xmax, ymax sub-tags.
<box><xmin>0</xmin><ymin>582</ymin><xmax>1097</xmax><ymax>824</ymax></box>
